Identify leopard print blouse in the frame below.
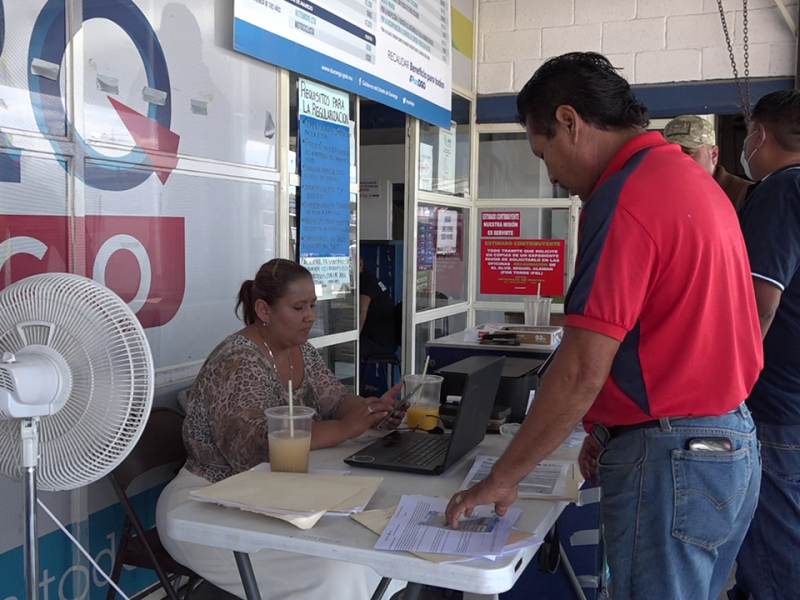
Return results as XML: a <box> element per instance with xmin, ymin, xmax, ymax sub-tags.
<box><xmin>183</xmin><ymin>334</ymin><xmax>348</xmax><ymax>483</ymax></box>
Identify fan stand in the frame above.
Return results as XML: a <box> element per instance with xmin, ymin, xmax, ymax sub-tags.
<box><xmin>21</xmin><ymin>417</ymin><xmax>39</xmax><ymax>600</ymax></box>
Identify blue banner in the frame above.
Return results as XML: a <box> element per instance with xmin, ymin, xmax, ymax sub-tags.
<box><xmin>298</xmin><ymin>112</ymin><xmax>351</xmax><ymax>264</ymax></box>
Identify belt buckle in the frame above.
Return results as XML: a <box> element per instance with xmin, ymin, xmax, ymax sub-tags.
<box><xmin>592</xmin><ymin>423</ymin><xmax>611</xmax><ymax>448</ymax></box>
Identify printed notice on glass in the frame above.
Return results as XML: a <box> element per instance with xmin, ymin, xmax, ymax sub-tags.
<box><xmin>437</xmin><ymin>120</ymin><xmax>456</xmax><ymax>194</ymax></box>
<box><xmin>460</xmin><ymin>456</ymin><xmax>572</xmax><ymax>499</ymax></box>
<box><xmin>436</xmin><ymin>209</ymin><xmax>458</xmax><ymax>255</ymax></box>
<box><xmin>234</xmin><ymin>0</ymin><xmax>452</xmax><ymax>128</ymax></box>
<box><xmin>298</xmin><ymin>79</ymin><xmax>351</xmax><ymax>293</ymax></box>
<box><xmin>374</xmin><ymin>495</ymin><xmax>521</xmax><ymax>556</ymax></box>
<box><xmin>420</xmin><ymin>143</ymin><xmax>434</xmax><ymax>191</ymax></box>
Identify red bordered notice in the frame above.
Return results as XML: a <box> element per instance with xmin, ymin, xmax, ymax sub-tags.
<box><xmin>480</xmin><ymin>239</ymin><xmax>565</xmax><ymax>296</ymax></box>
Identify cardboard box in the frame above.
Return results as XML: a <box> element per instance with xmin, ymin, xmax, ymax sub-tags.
<box><xmin>501</xmin><ymin>325</ymin><xmax>563</xmax><ymax>346</ymax></box>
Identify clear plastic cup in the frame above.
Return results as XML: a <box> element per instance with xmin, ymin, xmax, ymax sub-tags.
<box><xmin>523</xmin><ymin>297</ymin><xmax>552</xmax><ymax>327</ymax></box>
<box><xmin>404</xmin><ymin>374</ymin><xmax>443</xmax><ymax>431</ymax></box>
<box><xmin>265</xmin><ymin>406</ymin><xmax>315</xmax><ymax>473</ymax></box>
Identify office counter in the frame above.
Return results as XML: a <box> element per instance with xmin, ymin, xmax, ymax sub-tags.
<box><xmin>426</xmin><ymin>329</ymin><xmax>558</xmax><ymax>373</ymax></box>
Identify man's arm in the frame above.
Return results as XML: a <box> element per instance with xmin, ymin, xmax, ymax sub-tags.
<box><xmin>752</xmin><ymin>277</ymin><xmax>782</xmax><ymax>338</ymax></box>
<box><xmin>445</xmin><ymin>327</ymin><xmax>620</xmax><ymax>525</ymax></box>
<box><xmin>358</xmin><ymin>295</ymin><xmax>371</xmax><ymax>332</ymax></box>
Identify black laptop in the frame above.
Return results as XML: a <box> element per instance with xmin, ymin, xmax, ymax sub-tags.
<box><xmin>343</xmin><ymin>357</ymin><xmax>505</xmax><ymax>475</ymax></box>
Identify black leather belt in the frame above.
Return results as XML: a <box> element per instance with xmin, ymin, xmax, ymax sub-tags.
<box><xmin>593</xmin><ymin>416</ymin><xmax>690</xmax><ymax>447</ymax></box>
<box><xmin>608</xmin><ymin>417</ymin><xmax>688</xmax><ymax>438</ymax></box>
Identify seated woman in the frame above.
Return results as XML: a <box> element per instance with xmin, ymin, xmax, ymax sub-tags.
<box><xmin>156</xmin><ymin>258</ymin><xmax>407</xmax><ymax>600</ymax></box>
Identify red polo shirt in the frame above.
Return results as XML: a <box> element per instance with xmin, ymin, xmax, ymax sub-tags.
<box><xmin>565</xmin><ymin>132</ymin><xmax>763</xmax><ymax>429</ymax></box>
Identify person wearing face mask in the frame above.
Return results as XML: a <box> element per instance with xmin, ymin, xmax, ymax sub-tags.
<box><xmin>729</xmin><ymin>90</ymin><xmax>800</xmax><ymax>600</ymax></box>
<box><xmin>664</xmin><ymin>115</ymin><xmax>751</xmax><ymax>210</ymax></box>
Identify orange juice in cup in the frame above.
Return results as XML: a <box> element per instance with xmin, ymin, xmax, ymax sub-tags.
<box><xmin>402</xmin><ymin>374</ymin><xmax>443</xmax><ymax>431</ymax></box>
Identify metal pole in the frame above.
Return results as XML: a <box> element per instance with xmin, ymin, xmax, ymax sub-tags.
<box><xmin>370</xmin><ymin>577</ymin><xmax>393</xmax><ymax>600</ymax></box>
<box><xmin>21</xmin><ymin>419</ymin><xmax>39</xmax><ymax>600</ymax></box>
<box><xmin>233</xmin><ymin>551</ymin><xmax>261</xmax><ymax>600</ymax></box>
<box><xmin>796</xmin><ymin>1</ymin><xmax>800</xmax><ymax>88</ymax></box>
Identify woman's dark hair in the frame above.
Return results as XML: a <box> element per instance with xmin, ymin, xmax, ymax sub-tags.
<box><xmin>752</xmin><ymin>89</ymin><xmax>800</xmax><ymax>153</ymax></box>
<box><xmin>236</xmin><ymin>259</ymin><xmax>313</xmax><ymax>325</ymax></box>
<box><xmin>516</xmin><ymin>52</ymin><xmax>649</xmax><ymax>139</ymax></box>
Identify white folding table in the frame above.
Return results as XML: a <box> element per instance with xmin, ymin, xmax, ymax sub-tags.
<box><xmin>165</xmin><ymin>432</ymin><xmax>581</xmax><ymax>600</ymax></box>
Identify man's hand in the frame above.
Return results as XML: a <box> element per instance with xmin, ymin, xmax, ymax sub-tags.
<box><xmin>578</xmin><ymin>434</ymin><xmax>602</xmax><ymax>486</ymax></box>
<box><xmin>444</xmin><ymin>475</ymin><xmax>518</xmax><ymax>529</ymax></box>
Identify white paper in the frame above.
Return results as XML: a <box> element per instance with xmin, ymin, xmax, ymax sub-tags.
<box><xmin>460</xmin><ymin>456</ymin><xmax>572</xmax><ymax>499</ymax></box>
<box><xmin>420</xmin><ymin>143</ymin><xmax>433</xmax><ymax>191</ymax></box>
<box><xmin>561</xmin><ymin>428</ymin><xmax>586</xmax><ymax>448</ymax></box>
<box><xmin>375</xmin><ymin>495</ymin><xmax>520</xmax><ymax>557</ymax></box>
<box><xmin>436</xmin><ymin>209</ymin><xmax>458</xmax><ymax>255</ymax></box>
<box><xmin>251</xmin><ymin>463</ymin><xmax>351</xmax><ymax>477</ymax></box>
<box><xmin>437</xmin><ymin>121</ymin><xmax>456</xmax><ymax>194</ymax></box>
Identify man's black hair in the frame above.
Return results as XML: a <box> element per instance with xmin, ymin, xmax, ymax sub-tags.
<box><xmin>752</xmin><ymin>89</ymin><xmax>800</xmax><ymax>153</ymax></box>
<box><xmin>516</xmin><ymin>52</ymin><xmax>649</xmax><ymax>139</ymax></box>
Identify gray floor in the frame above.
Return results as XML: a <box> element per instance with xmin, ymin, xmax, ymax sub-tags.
<box><xmin>188</xmin><ymin>581</ymin><xmax>238</xmax><ymax>600</ymax></box>
<box><xmin>187</xmin><ymin>567</ymin><xmax>737</xmax><ymax>599</ymax></box>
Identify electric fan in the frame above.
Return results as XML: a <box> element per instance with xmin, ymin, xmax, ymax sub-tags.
<box><xmin>0</xmin><ymin>273</ymin><xmax>154</xmax><ymax>600</ymax></box>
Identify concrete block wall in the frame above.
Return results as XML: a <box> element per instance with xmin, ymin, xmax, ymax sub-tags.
<box><xmin>478</xmin><ymin>0</ymin><xmax>798</xmax><ymax>94</ymax></box>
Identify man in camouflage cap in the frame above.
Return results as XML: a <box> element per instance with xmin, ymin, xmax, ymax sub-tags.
<box><xmin>665</xmin><ymin>115</ymin><xmax>750</xmax><ymax>210</ymax></box>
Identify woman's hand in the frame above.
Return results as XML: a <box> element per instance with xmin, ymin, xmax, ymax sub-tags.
<box><xmin>372</xmin><ymin>382</ymin><xmax>407</xmax><ymax>430</ymax></box>
<box><xmin>338</xmin><ymin>382</ymin><xmax>402</xmax><ymax>439</ymax></box>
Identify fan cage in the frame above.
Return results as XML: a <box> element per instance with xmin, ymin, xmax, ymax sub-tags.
<box><xmin>0</xmin><ymin>273</ymin><xmax>154</xmax><ymax>491</ymax></box>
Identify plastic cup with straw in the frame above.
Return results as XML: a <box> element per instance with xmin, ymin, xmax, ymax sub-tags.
<box><xmin>265</xmin><ymin>378</ymin><xmax>314</xmax><ymax>472</ymax></box>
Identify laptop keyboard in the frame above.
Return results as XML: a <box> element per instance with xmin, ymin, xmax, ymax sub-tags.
<box><xmin>387</xmin><ymin>435</ymin><xmax>450</xmax><ymax>466</ymax></box>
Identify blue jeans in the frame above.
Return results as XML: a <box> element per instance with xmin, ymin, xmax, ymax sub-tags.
<box><xmin>729</xmin><ymin>421</ymin><xmax>800</xmax><ymax>600</ymax></box>
<box><xmin>597</xmin><ymin>405</ymin><xmax>760</xmax><ymax>600</ymax></box>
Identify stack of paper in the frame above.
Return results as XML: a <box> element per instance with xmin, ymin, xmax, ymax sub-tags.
<box><xmin>460</xmin><ymin>455</ymin><xmax>597</xmax><ymax>506</ymax></box>
<box><xmin>352</xmin><ymin>505</ymin><xmax>542</xmax><ymax>564</ymax></box>
<box><xmin>372</xmin><ymin>495</ymin><xmax>524</xmax><ymax>558</ymax></box>
<box><xmin>191</xmin><ymin>471</ymin><xmax>383</xmax><ymax>530</ymax></box>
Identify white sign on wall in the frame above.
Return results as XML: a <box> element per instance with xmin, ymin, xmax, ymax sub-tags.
<box><xmin>233</xmin><ymin>0</ymin><xmax>453</xmax><ymax>128</ymax></box>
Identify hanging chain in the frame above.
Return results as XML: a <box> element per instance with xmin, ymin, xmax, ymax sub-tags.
<box><xmin>717</xmin><ymin>0</ymin><xmax>752</xmax><ymax>123</ymax></box>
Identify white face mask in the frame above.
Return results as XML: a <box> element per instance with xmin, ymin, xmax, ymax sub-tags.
<box><xmin>740</xmin><ymin>129</ymin><xmax>763</xmax><ymax>180</ymax></box>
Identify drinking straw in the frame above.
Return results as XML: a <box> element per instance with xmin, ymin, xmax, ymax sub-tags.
<box><xmin>289</xmin><ymin>379</ymin><xmax>294</xmax><ymax>437</ymax></box>
<box><xmin>416</xmin><ymin>355</ymin><xmax>430</xmax><ymax>405</ymax></box>
<box><xmin>534</xmin><ymin>283</ymin><xmax>542</xmax><ymax>326</ymax></box>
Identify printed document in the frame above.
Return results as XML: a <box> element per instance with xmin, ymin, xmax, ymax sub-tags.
<box><xmin>460</xmin><ymin>456</ymin><xmax>572</xmax><ymax>499</ymax></box>
<box><xmin>353</xmin><ymin>506</ymin><xmax>542</xmax><ymax>564</ymax></box>
<box><xmin>374</xmin><ymin>495</ymin><xmax>520</xmax><ymax>556</ymax></box>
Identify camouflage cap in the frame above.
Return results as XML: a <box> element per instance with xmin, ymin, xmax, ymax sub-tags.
<box><xmin>664</xmin><ymin>115</ymin><xmax>716</xmax><ymax>148</ymax></box>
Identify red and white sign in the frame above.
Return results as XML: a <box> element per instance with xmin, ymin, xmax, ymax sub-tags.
<box><xmin>0</xmin><ymin>215</ymin><xmax>185</xmax><ymax>329</ymax></box>
<box><xmin>481</xmin><ymin>211</ymin><xmax>521</xmax><ymax>238</ymax></box>
<box><xmin>481</xmin><ymin>239</ymin><xmax>565</xmax><ymax>296</ymax></box>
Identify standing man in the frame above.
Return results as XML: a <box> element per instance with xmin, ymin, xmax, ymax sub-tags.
<box><xmin>664</xmin><ymin>114</ymin><xmax>750</xmax><ymax>209</ymax></box>
<box><xmin>445</xmin><ymin>52</ymin><xmax>763</xmax><ymax>600</ymax></box>
<box><xmin>731</xmin><ymin>89</ymin><xmax>800</xmax><ymax>600</ymax></box>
